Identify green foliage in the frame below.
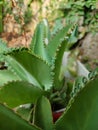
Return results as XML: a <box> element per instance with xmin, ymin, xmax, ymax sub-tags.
<box><xmin>3</xmin><ymin>0</ymin><xmax>12</xmax><ymax>16</ymax></box>
<box><xmin>46</xmin><ymin>24</ymin><xmax>72</xmax><ymax>61</ymax></box>
<box><xmin>0</xmin><ymin>103</ymin><xmax>41</xmax><ymax>130</ymax></box>
<box><xmin>62</xmin><ymin>0</ymin><xmax>98</xmax><ymax>32</ymax></box>
<box><xmin>1</xmin><ymin>19</ymin><xmax>98</xmax><ymax>129</ymax></box>
<box><xmin>30</xmin><ymin>19</ymin><xmax>50</xmax><ymax>62</ymax></box>
<box><xmin>0</xmin><ymin>81</ymin><xmax>43</xmax><ymax>108</ymax></box>
<box><xmin>4</xmin><ymin>49</ymin><xmax>53</xmax><ymax>90</ymax></box>
<box><xmin>0</xmin><ymin>19</ymin><xmax>78</xmax><ymax>129</ymax></box>
<box><xmin>34</xmin><ymin>96</ymin><xmax>54</xmax><ymax>130</ymax></box>
<box><xmin>0</xmin><ymin>39</ymin><xmax>9</xmax><ymax>54</ymax></box>
<box><xmin>55</xmin><ymin>70</ymin><xmax>98</xmax><ymax>130</ymax></box>
<box><xmin>24</xmin><ymin>7</ymin><xmax>33</xmax><ymax>24</ymax></box>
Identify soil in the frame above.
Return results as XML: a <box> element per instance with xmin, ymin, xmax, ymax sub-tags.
<box><xmin>1</xmin><ymin>31</ymin><xmax>32</xmax><ymax>47</ymax></box>
<box><xmin>0</xmin><ymin>14</ymin><xmax>33</xmax><ymax>47</ymax></box>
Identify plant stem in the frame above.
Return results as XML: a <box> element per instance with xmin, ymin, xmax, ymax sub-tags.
<box><xmin>50</xmin><ymin>91</ymin><xmax>60</xmax><ymax>99</ymax></box>
<box><xmin>52</xmin><ymin>97</ymin><xmax>62</xmax><ymax>102</ymax></box>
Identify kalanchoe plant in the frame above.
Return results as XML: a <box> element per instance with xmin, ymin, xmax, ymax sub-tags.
<box><xmin>0</xmin><ymin>19</ymin><xmax>98</xmax><ymax>130</ymax></box>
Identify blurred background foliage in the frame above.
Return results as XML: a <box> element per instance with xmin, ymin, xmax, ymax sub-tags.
<box><xmin>0</xmin><ymin>0</ymin><xmax>98</xmax><ymax>69</ymax></box>
<box><xmin>2</xmin><ymin>0</ymin><xmax>98</xmax><ymax>34</ymax></box>
<box><xmin>2</xmin><ymin>0</ymin><xmax>67</xmax><ymax>34</ymax></box>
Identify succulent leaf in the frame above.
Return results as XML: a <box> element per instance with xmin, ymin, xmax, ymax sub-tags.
<box><xmin>52</xmin><ymin>41</ymin><xmax>68</xmax><ymax>90</ymax></box>
<box><xmin>0</xmin><ymin>39</ymin><xmax>18</xmax><ymax>57</ymax></box>
<box><xmin>34</xmin><ymin>96</ymin><xmax>54</xmax><ymax>130</ymax></box>
<box><xmin>4</xmin><ymin>49</ymin><xmax>53</xmax><ymax>90</ymax></box>
<box><xmin>67</xmin><ymin>25</ymin><xmax>78</xmax><ymax>49</ymax></box>
<box><xmin>71</xmin><ymin>76</ymin><xmax>88</xmax><ymax>97</ymax></box>
<box><xmin>30</xmin><ymin>19</ymin><xmax>50</xmax><ymax>62</ymax></box>
<box><xmin>16</xmin><ymin>105</ymin><xmax>32</xmax><ymax>121</ymax></box>
<box><xmin>46</xmin><ymin>24</ymin><xmax>72</xmax><ymax>61</ymax></box>
<box><xmin>0</xmin><ymin>69</ymin><xmax>20</xmax><ymax>86</ymax></box>
<box><xmin>0</xmin><ymin>39</ymin><xmax>8</xmax><ymax>54</ymax></box>
<box><xmin>51</xmin><ymin>25</ymin><xmax>78</xmax><ymax>89</ymax></box>
<box><xmin>51</xmin><ymin>19</ymin><xmax>63</xmax><ymax>36</ymax></box>
<box><xmin>0</xmin><ymin>103</ymin><xmax>41</xmax><ymax>130</ymax></box>
<box><xmin>0</xmin><ymin>81</ymin><xmax>43</xmax><ymax>108</ymax></box>
<box><xmin>55</xmin><ymin>70</ymin><xmax>98</xmax><ymax>130</ymax></box>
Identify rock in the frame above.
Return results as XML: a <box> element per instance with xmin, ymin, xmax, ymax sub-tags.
<box><xmin>80</xmin><ymin>33</ymin><xmax>98</xmax><ymax>60</ymax></box>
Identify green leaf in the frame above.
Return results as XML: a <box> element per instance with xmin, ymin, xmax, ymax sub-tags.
<box><xmin>0</xmin><ymin>69</ymin><xmax>20</xmax><ymax>86</ymax></box>
<box><xmin>55</xmin><ymin>75</ymin><xmax>98</xmax><ymax>130</ymax></box>
<box><xmin>34</xmin><ymin>96</ymin><xmax>54</xmax><ymax>130</ymax></box>
<box><xmin>16</xmin><ymin>104</ymin><xmax>32</xmax><ymax>121</ymax></box>
<box><xmin>67</xmin><ymin>25</ymin><xmax>78</xmax><ymax>49</ymax></box>
<box><xmin>0</xmin><ymin>103</ymin><xmax>41</xmax><ymax>130</ymax></box>
<box><xmin>46</xmin><ymin>24</ymin><xmax>72</xmax><ymax>61</ymax></box>
<box><xmin>4</xmin><ymin>49</ymin><xmax>53</xmax><ymax>90</ymax></box>
<box><xmin>51</xmin><ymin>19</ymin><xmax>63</xmax><ymax>36</ymax></box>
<box><xmin>0</xmin><ymin>39</ymin><xmax>8</xmax><ymax>54</ymax></box>
<box><xmin>53</xmin><ymin>41</ymin><xmax>68</xmax><ymax>90</ymax></box>
<box><xmin>30</xmin><ymin>19</ymin><xmax>50</xmax><ymax>62</ymax></box>
<box><xmin>0</xmin><ymin>81</ymin><xmax>43</xmax><ymax>108</ymax></box>
<box><xmin>0</xmin><ymin>39</ymin><xmax>15</xmax><ymax>56</ymax></box>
